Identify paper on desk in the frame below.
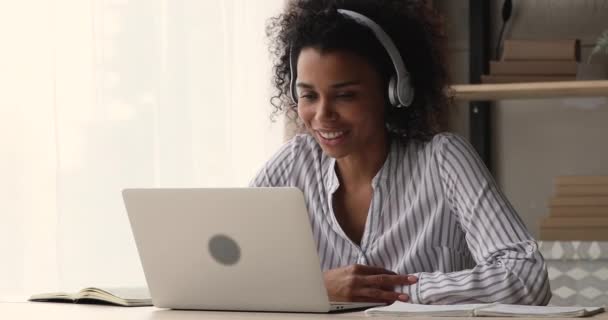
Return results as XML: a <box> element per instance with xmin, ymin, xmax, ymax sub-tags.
<box><xmin>365</xmin><ymin>301</ymin><xmax>605</xmax><ymax>317</ymax></box>
<box><xmin>477</xmin><ymin>304</ymin><xmax>605</xmax><ymax>317</ymax></box>
<box><xmin>365</xmin><ymin>302</ymin><xmax>490</xmax><ymax>316</ymax></box>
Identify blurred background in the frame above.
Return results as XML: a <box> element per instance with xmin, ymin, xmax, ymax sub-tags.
<box><xmin>1</xmin><ymin>0</ymin><xmax>608</xmax><ymax>306</ymax></box>
<box><xmin>0</xmin><ymin>0</ymin><xmax>285</xmax><ymax>297</ymax></box>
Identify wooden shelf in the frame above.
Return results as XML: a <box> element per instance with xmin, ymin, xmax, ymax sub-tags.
<box><xmin>450</xmin><ymin>80</ymin><xmax>608</xmax><ymax>101</ymax></box>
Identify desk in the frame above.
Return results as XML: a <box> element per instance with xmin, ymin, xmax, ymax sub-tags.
<box><xmin>2</xmin><ymin>302</ymin><xmax>608</xmax><ymax>320</ymax></box>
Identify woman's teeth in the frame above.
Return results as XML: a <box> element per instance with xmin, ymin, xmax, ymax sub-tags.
<box><xmin>318</xmin><ymin>131</ymin><xmax>344</xmax><ymax>139</ymax></box>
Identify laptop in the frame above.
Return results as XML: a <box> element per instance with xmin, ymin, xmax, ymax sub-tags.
<box><xmin>122</xmin><ymin>187</ymin><xmax>385</xmax><ymax>313</ymax></box>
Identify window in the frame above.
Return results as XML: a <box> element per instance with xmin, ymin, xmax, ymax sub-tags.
<box><xmin>0</xmin><ymin>0</ymin><xmax>284</xmax><ymax>297</ymax></box>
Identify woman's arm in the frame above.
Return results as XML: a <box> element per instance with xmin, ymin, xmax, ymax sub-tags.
<box><xmin>403</xmin><ymin>133</ymin><xmax>551</xmax><ymax>305</ymax></box>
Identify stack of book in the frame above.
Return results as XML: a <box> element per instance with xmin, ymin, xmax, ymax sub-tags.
<box><xmin>540</xmin><ymin>176</ymin><xmax>608</xmax><ymax>240</ymax></box>
<box><xmin>482</xmin><ymin>39</ymin><xmax>580</xmax><ymax>84</ymax></box>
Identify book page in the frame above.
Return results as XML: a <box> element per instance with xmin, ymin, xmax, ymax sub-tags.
<box><xmin>366</xmin><ymin>302</ymin><xmax>605</xmax><ymax>318</ymax></box>
<box><xmin>84</xmin><ymin>287</ymin><xmax>150</xmax><ymax>300</ymax></box>
<box><xmin>365</xmin><ymin>301</ymin><xmax>490</xmax><ymax>316</ymax></box>
<box><xmin>28</xmin><ymin>292</ymin><xmax>75</xmax><ymax>301</ymax></box>
<box><xmin>29</xmin><ymin>287</ymin><xmax>152</xmax><ymax>307</ymax></box>
<box><xmin>476</xmin><ymin>304</ymin><xmax>604</xmax><ymax>317</ymax></box>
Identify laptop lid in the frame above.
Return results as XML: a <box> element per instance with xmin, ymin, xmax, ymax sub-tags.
<box><xmin>123</xmin><ymin>187</ymin><xmax>335</xmax><ymax>312</ymax></box>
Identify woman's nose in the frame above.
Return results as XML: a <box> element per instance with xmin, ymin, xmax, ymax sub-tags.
<box><xmin>315</xmin><ymin>97</ymin><xmax>338</xmax><ymax>122</ymax></box>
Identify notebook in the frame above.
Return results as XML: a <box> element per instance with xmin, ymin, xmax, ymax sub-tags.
<box><xmin>364</xmin><ymin>301</ymin><xmax>605</xmax><ymax>317</ymax></box>
<box><xmin>28</xmin><ymin>287</ymin><xmax>152</xmax><ymax>307</ymax></box>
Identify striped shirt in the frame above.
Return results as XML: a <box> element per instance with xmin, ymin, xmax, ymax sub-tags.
<box><xmin>249</xmin><ymin>132</ymin><xmax>551</xmax><ymax>305</ymax></box>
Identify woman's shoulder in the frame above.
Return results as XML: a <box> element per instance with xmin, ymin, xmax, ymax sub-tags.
<box><xmin>283</xmin><ymin>133</ymin><xmax>319</xmax><ymax>152</ymax></box>
<box><xmin>396</xmin><ymin>131</ymin><xmax>478</xmax><ymax>167</ymax></box>
<box><xmin>424</xmin><ymin>131</ymin><xmax>482</xmax><ymax>166</ymax></box>
<box><xmin>430</xmin><ymin>131</ymin><xmax>468</xmax><ymax>145</ymax></box>
<box><xmin>274</xmin><ymin>133</ymin><xmax>322</xmax><ymax>162</ymax></box>
<box><xmin>249</xmin><ymin>133</ymin><xmax>320</xmax><ymax>187</ymax></box>
<box><xmin>402</xmin><ymin>131</ymin><xmax>469</xmax><ymax>154</ymax></box>
<box><xmin>431</xmin><ymin>131</ymin><xmax>472</xmax><ymax>151</ymax></box>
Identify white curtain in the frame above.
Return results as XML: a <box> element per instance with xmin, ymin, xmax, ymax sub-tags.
<box><xmin>0</xmin><ymin>0</ymin><xmax>285</xmax><ymax>298</ymax></box>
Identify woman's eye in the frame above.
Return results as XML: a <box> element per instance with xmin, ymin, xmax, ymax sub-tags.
<box><xmin>336</xmin><ymin>92</ymin><xmax>355</xmax><ymax>99</ymax></box>
<box><xmin>299</xmin><ymin>93</ymin><xmax>317</xmax><ymax>100</ymax></box>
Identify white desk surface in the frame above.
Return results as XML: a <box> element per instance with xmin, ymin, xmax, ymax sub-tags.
<box><xmin>2</xmin><ymin>302</ymin><xmax>608</xmax><ymax>320</ymax></box>
<box><xmin>0</xmin><ymin>302</ymin><xmax>366</xmax><ymax>320</ymax></box>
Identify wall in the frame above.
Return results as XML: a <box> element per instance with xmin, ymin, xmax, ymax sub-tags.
<box><xmin>435</xmin><ymin>0</ymin><xmax>608</xmax><ymax>236</ymax></box>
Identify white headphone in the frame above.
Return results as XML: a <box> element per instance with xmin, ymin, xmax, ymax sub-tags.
<box><xmin>289</xmin><ymin>9</ymin><xmax>414</xmax><ymax>108</ymax></box>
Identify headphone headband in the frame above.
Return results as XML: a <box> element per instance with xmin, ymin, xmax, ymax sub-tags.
<box><xmin>289</xmin><ymin>9</ymin><xmax>414</xmax><ymax>108</ymax></box>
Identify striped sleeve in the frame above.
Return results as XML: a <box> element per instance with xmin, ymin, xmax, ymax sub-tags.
<box><xmin>248</xmin><ymin>136</ymin><xmax>299</xmax><ymax>188</ymax></box>
<box><xmin>408</xmin><ymin>133</ymin><xmax>551</xmax><ymax>305</ymax></box>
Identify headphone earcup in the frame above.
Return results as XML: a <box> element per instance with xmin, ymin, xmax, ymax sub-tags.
<box><xmin>400</xmin><ymin>77</ymin><xmax>414</xmax><ymax>107</ymax></box>
<box><xmin>388</xmin><ymin>76</ymin><xmax>401</xmax><ymax>108</ymax></box>
<box><xmin>389</xmin><ymin>76</ymin><xmax>415</xmax><ymax>108</ymax></box>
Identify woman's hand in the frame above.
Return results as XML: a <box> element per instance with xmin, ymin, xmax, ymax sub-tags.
<box><xmin>323</xmin><ymin>264</ymin><xmax>417</xmax><ymax>303</ymax></box>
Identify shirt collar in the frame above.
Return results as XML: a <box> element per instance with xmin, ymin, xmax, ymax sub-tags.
<box><xmin>324</xmin><ymin>138</ymin><xmax>398</xmax><ymax>193</ymax></box>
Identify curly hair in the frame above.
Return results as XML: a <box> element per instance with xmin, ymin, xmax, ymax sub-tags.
<box><xmin>266</xmin><ymin>0</ymin><xmax>451</xmax><ymax>143</ymax></box>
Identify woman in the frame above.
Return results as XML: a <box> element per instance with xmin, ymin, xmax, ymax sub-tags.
<box><xmin>250</xmin><ymin>0</ymin><xmax>551</xmax><ymax>305</ymax></box>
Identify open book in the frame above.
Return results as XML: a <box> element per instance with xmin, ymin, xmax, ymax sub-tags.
<box><xmin>28</xmin><ymin>287</ymin><xmax>152</xmax><ymax>307</ymax></box>
<box><xmin>365</xmin><ymin>302</ymin><xmax>605</xmax><ymax>318</ymax></box>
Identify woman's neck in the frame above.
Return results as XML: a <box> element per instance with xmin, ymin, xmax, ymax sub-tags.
<box><xmin>335</xmin><ymin>134</ymin><xmax>390</xmax><ymax>190</ymax></box>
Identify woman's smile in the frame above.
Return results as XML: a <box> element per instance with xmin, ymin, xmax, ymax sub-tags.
<box><xmin>316</xmin><ymin>129</ymin><xmax>349</xmax><ymax>147</ymax></box>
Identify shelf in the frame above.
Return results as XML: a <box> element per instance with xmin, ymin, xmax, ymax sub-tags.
<box><xmin>450</xmin><ymin>80</ymin><xmax>608</xmax><ymax>101</ymax></box>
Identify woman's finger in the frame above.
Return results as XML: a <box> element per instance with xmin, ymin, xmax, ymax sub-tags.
<box><xmin>349</xmin><ymin>264</ymin><xmax>397</xmax><ymax>275</ymax></box>
<box><xmin>350</xmin><ymin>296</ymin><xmax>388</xmax><ymax>303</ymax></box>
<box><xmin>354</xmin><ymin>287</ymin><xmax>406</xmax><ymax>303</ymax></box>
<box><xmin>360</xmin><ymin>274</ymin><xmax>416</xmax><ymax>287</ymax></box>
